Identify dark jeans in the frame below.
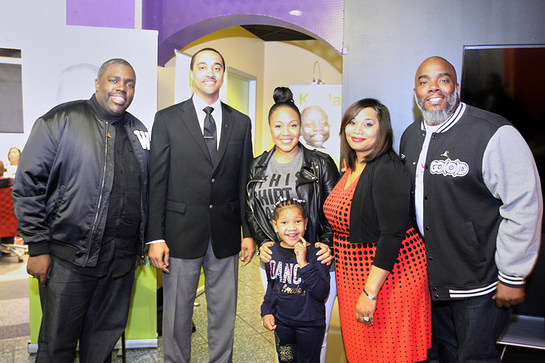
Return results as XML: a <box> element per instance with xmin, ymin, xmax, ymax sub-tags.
<box><xmin>274</xmin><ymin>320</ymin><xmax>324</xmax><ymax>363</ymax></box>
<box><xmin>427</xmin><ymin>291</ymin><xmax>511</xmax><ymax>363</ymax></box>
<box><xmin>36</xmin><ymin>255</ymin><xmax>135</xmax><ymax>363</ymax></box>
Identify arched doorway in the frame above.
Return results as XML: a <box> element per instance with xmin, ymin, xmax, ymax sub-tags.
<box><xmin>158</xmin><ymin>23</ymin><xmax>342</xmax><ymax>156</ymax></box>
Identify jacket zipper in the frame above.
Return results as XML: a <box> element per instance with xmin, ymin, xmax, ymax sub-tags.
<box><xmin>125</xmin><ymin>122</ymin><xmax>146</xmax><ymax>258</ymax></box>
<box><xmin>246</xmin><ymin>176</ymin><xmax>276</xmax><ymax>242</ymax></box>
<box><xmin>84</xmin><ymin>121</ymin><xmax>110</xmax><ymax>266</ymax></box>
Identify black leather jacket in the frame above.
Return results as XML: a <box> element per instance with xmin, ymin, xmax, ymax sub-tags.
<box><xmin>13</xmin><ymin>97</ymin><xmax>150</xmax><ymax>267</ymax></box>
<box><xmin>246</xmin><ymin>144</ymin><xmax>339</xmax><ymax>247</ymax></box>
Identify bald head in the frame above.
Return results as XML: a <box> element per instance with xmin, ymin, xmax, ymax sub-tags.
<box><xmin>415</xmin><ymin>56</ymin><xmax>458</xmax><ymax>86</ymax></box>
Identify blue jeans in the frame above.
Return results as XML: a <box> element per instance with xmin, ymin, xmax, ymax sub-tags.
<box><xmin>427</xmin><ymin>291</ymin><xmax>511</xmax><ymax>363</ymax></box>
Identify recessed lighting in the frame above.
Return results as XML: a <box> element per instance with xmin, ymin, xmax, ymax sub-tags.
<box><xmin>289</xmin><ymin>10</ymin><xmax>303</xmax><ymax>16</ymax></box>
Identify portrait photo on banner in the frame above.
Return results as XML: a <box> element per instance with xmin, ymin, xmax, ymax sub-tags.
<box><xmin>290</xmin><ymin>84</ymin><xmax>342</xmax><ymax>166</ymax></box>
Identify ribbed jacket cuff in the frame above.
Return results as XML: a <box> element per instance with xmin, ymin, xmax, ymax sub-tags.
<box><xmin>28</xmin><ymin>241</ymin><xmax>50</xmax><ymax>257</ymax></box>
<box><xmin>498</xmin><ymin>271</ymin><xmax>525</xmax><ymax>287</ymax></box>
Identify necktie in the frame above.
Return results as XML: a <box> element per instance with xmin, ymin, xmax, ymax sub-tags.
<box><xmin>203</xmin><ymin>106</ymin><xmax>217</xmax><ymax>161</ymax></box>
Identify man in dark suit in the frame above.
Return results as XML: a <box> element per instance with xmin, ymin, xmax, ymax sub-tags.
<box><xmin>147</xmin><ymin>48</ymin><xmax>255</xmax><ymax>363</ymax></box>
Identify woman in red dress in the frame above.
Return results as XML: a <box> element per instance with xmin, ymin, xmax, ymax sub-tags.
<box><xmin>324</xmin><ymin>98</ymin><xmax>431</xmax><ymax>362</ymax></box>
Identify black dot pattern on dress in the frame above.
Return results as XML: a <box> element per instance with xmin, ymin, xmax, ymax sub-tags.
<box><xmin>323</xmin><ymin>170</ymin><xmax>431</xmax><ymax>363</ymax></box>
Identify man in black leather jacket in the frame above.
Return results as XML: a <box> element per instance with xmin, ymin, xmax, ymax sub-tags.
<box><xmin>13</xmin><ymin>58</ymin><xmax>149</xmax><ymax>363</ymax></box>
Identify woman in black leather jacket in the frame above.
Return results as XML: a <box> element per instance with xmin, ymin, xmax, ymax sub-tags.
<box><xmin>246</xmin><ymin>87</ymin><xmax>339</xmax><ymax>363</ymax></box>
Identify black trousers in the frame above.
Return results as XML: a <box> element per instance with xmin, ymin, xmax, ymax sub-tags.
<box><xmin>274</xmin><ymin>320</ymin><xmax>325</xmax><ymax>363</ymax></box>
<box><xmin>35</xmin><ymin>254</ymin><xmax>135</xmax><ymax>363</ymax></box>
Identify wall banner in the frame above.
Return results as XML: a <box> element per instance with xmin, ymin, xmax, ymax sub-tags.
<box><xmin>289</xmin><ymin>84</ymin><xmax>342</xmax><ymax>166</ymax></box>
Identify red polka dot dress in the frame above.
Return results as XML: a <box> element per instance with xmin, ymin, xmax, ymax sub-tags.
<box><xmin>324</xmin><ymin>170</ymin><xmax>431</xmax><ymax>363</ymax></box>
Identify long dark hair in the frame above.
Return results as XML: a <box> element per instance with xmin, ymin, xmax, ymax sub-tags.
<box><xmin>268</xmin><ymin>87</ymin><xmax>301</xmax><ymax>123</ymax></box>
<box><xmin>340</xmin><ymin>98</ymin><xmax>393</xmax><ymax>170</ymax></box>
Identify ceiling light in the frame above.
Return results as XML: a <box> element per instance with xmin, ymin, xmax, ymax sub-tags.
<box><xmin>289</xmin><ymin>10</ymin><xmax>303</xmax><ymax>16</ymax></box>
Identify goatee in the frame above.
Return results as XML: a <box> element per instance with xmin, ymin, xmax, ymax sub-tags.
<box><xmin>415</xmin><ymin>91</ymin><xmax>458</xmax><ymax>126</ymax></box>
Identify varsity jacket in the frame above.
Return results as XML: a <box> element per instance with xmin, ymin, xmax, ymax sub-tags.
<box><xmin>13</xmin><ymin>96</ymin><xmax>150</xmax><ymax>267</ymax></box>
<box><xmin>246</xmin><ymin>143</ymin><xmax>339</xmax><ymax>247</ymax></box>
<box><xmin>400</xmin><ymin>103</ymin><xmax>542</xmax><ymax>301</ymax></box>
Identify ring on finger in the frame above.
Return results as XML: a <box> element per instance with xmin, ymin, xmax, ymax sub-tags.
<box><xmin>363</xmin><ymin>316</ymin><xmax>370</xmax><ymax>322</ymax></box>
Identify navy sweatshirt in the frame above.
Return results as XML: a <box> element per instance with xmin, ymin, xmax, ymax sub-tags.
<box><xmin>261</xmin><ymin>243</ymin><xmax>330</xmax><ymax>326</ymax></box>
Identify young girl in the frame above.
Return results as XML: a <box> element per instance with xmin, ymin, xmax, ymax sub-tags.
<box><xmin>261</xmin><ymin>199</ymin><xmax>330</xmax><ymax>363</ymax></box>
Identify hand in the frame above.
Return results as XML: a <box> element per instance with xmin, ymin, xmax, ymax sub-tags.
<box><xmin>240</xmin><ymin>237</ymin><xmax>256</xmax><ymax>267</ymax></box>
<box><xmin>262</xmin><ymin>314</ymin><xmax>277</xmax><ymax>331</ymax></box>
<box><xmin>355</xmin><ymin>289</ymin><xmax>377</xmax><ymax>326</ymax></box>
<box><xmin>493</xmin><ymin>282</ymin><xmax>525</xmax><ymax>308</ymax></box>
<box><xmin>315</xmin><ymin>242</ymin><xmax>333</xmax><ymax>266</ymax></box>
<box><xmin>294</xmin><ymin>237</ymin><xmax>308</xmax><ymax>268</ymax></box>
<box><xmin>259</xmin><ymin>241</ymin><xmax>275</xmax><ymax>263</ymax></box>
<box><xmin>27</xmin><ymin>254</ymin><xmax>52</xmax><ymax>286</ymax></box>
<box><xmin>148</xmin><ymin>242</ymin><xmax>170</xmax><ymax>273</ymax></box>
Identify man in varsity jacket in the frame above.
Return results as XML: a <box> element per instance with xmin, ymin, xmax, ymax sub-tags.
<box><xmin>400</xmin><ymin>56</ymin><xmax>542</xmax><ymax>362</ymax></box>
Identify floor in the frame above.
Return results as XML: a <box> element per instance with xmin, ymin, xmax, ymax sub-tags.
<box><xmin>1</xmin><ymin>252</ymin><xmax>544</xmax><ymax>362</ymax></box>
<box><xmin>0</xmin><ymin>253</ymin><xmax>32</xmax><ymax>362</ymax></box>
<box><xmin>0</xmin><ymin>253</ymin><xmax>278</xmax><ymax>363</ymax></box>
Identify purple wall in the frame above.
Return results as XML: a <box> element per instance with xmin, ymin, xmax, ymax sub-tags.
<box><xmin>67</xmin><ymin>0</ymin><xmax>135</xmax><ymax>29</ymax></box>
<box><xmin>66</xmin><ymin>0</ymin><xmax>344</xmax><ymax>66</ymax></box>
<box><xmin>143</xmin><ymin>0</ymin><xmax>344</xmax><ymax>65</ymax></box>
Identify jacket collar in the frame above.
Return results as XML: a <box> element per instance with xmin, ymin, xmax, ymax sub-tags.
<box><xmin>254</xmin><ymin>143</ymin><xmax>317</xmax><ymax>182</ymax></box>
<box><xmin>177</xmin><ymin>99</ymin><xmax>215</xmax><ymax>167</ymax></box>
<box><xmin>419</xmin><ymin>102</ymin><xmax>467</xmax><ymax>134</ymax></box>
<box><xmin>178</xmin><ymin>98</ymin><xmax>234</xmax><ymax>170</ymax></box>
<box><xmin>88</xmin><ymin>94</ymin><xmax>126</xmax><ymax>125</ymax></box>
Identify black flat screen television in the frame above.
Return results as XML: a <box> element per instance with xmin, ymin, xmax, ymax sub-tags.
<box><xmin>461</xmin><ymin>44</ymin><xmax>545</xmax><ymax>317</ymax></box>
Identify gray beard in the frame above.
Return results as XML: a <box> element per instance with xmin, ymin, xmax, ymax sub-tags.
<box><xmin>414</xmin><ymin>91</ymin><xmax>458</xmax><ymax>126</ymax></box>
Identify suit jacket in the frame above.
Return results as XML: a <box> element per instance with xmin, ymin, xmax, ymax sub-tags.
<box><xmin>147</xmin><ymin>98</ymin><xmax>253</xmax><ymax>259</ymax></box>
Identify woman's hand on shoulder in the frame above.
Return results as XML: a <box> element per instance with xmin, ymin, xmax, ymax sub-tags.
<box><xmin>315</xmin><ymin>242</ymin><xmax>333</xmax><ymax>266</ymax></box>
<box><xmin>259</xmin><ymin>241</ymin><xmax>275</xmax><ymax>263</ymax></box>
